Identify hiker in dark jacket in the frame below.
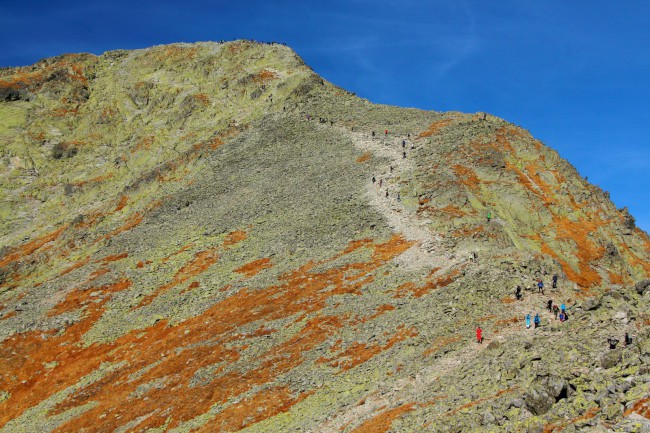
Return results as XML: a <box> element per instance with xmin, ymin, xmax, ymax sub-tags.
<box><xmin>552</xmin><ymin>274</ymin><xmax>558</xmax><ymax>288</ymax></box>
<box><xmin>515</xmin><ymin>285</ymin><xmax>522</xmax><ymax>300</ymax></box>
<box><xmin>547</xmin><ymin>299</ymin><xmax>553</xmax><ymax>312</ymax></box>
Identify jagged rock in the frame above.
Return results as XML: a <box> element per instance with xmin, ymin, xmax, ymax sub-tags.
<box><xmin>635</xmin><ymin>279</ymin><xmax>650</xmax><ymax>295</ymax></box>
<box><xmin>582</xmin><ymin>297</ymin><xmax>601</xmax><ymax>311</ymax></box>
<box><xmin>524</xmin><ymin>376</ymin><xmax>569</xmax><ymax>415</ymax></box>
<box><xmin>601</xmin><ymin>350</ymin><xmax>623</xmax><ymax>369</ymax></box>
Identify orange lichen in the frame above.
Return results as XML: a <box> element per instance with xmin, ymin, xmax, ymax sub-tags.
<box><xmin>0</xmin><ymin>226</ymin><xmax>66</xmax><ymax>268</ymax></box>
<box><xmin>492</xmin><ymin>317</ymin><xmax>521</xmax><ymax>334</ymax></box>
<box><xmin>543</xmin><ymin>406</ymin><xmax>600</xmax><ymax>433</ymax></box>
<box><xmin>419</xmin><ymin>119</ymin><xmax>452</xmax><ymax>137</ymax></box>
<box><xmin>71</xmin><ymin>173</ymin><xmax>114</xmax><ymax>189</ymax></box>
<box><xmin>131</xmin><ymin>135</ymin><xmax>154</xmax><ymax>153</ymax></box>
<box><xmin>114</xmin><ymin>195</ymin><xmax>128</xmax><ymax>212</ymax></box>
<box><xmin>234</xmin><ymin>257</ymin><xmax>273</xmax><ymax>278</ymax></box>
<box><xmin>356</xmin><ymin>152</ymin><xmax>372</xmax><ymax>163</ymax></box>
<box><xmin>624</xmin><ymin>396</ymin><xmax>650</xmax><ymax>419</ymax></box>
<box><xmin>224</xmin><ymin>230</ymin><xmax>247</xmax><ymax>246</ymax></box>
<box><xmin>452</xmin><ymin>164</ymin><xmax>480</xmax><ymax>189</ymax></box>
<box><xmin>423</xmin><ymin>335</ymin><xmax>462</xmax><ymax>357</ymax></box>
<box><xmin>445</xmin><ymin>388</ymin><xmax>516</xmax><ymax>417</ymax></box>
<box><xmin>357</xmin><ymin>304</ymin><xmax>395</xmax><ymax>324</ymax></box>
<box><xmin>394</xmin><ymin>268</ymin><xmax>458</xmax><ymax>298</ymax></box>
<box><xmin>319</xmin><ymin>325</ymin><xmax>418</xmax><ymax>371</ymax></box>
<box><xmin>1</xmin><ymin>311</ymin><xmax>17</xmax><ymax>321</ymax></box>
<box><xmin>96</xmin><ymin>212</ymin><xmax>143</xmax><ymax>243</ymax></box>
<box><xmin>57</xmin><ymin>256</ymin><xmax>91</xmax><ymax>278</ymax></box>
<box><xmin>500</xmin><ymin>297</ymin><xmax>517</xmax><ymax>304</ymax></box>
<box><xmin>0</xmin><ymin>235</ymin><xmax>412</xmax><ymax>432</ymax></box>
<box><xmin>160</xmin><ymin>244</ymin><xmax>194</xmax><ymax>264</ymax></box>
<box><xmin>349</xmin><ymin>403</ymin><xmax>416</xmax><ymax>433</ymax></box>
<box><xmin>96</xmin><ymin>252</ymin><xmax>128</xmax><ymax>264</ymax></box>
<box><xmin>439</xmin><ymin>205</ymin><xmax>467</xmax><ymax>217</ymax></box>
<box><xmin>254</xmin><ymin>69</ymin><xmax>279</xmax><ymax>83</ymax></box>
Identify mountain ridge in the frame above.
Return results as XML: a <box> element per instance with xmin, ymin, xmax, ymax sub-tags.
<box><xmin>0</xmin><ymin>40</ymin><xmax>649</xmax><ymax>432</ymax></box>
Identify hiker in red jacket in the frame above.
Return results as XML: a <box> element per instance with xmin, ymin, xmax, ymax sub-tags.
<box><xmin>476</xmin><ymin>326</ymin><xmax>483</xmax><ymax>343</ymax></box>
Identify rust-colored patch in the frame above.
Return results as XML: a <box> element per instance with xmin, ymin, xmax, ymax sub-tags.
<box><xmin>1</xmin><ymin>311</ymin><xmax>17</xmax><ymax>321</ymax></box>
<box><xmin>0</xmin><ymin>235</ymin><xmax>412</xmax><ymax>432</ymax></box>
<box><xmin>452</xmin><ymin>164</ymin><xmax>480</xmax><ymax>190</ymax></box>
<box><xmin>624</xmin><ymin>396</ymin><xmax>650</xmax><ymax>419</ymax></box>
<box><xmin>114</xmin><ymin>195</ymin><xmax>129</xmax><ymax>212</ymax></box>
<box><xmin>356</xmin><ymin>152</ymin><xmax>372</xmax><ymax>163</ymax></box>
<box><xmin>136</xmin><ymin>260</ymin><xmax>152</xmax><ymax>269</ymax></box>
<box><xmin>500</xmin><ymin>297</ymin><xmax>517</xmax><ymax>304</ymax></box>
<box><xmin>445</xmin><ymin>388</ymin><xmax>516</xmax><ymax>417</ymax></box>
<box><xmin>224</xmin><ymin>230</ymin><xmax>247</xmax><ymax>246</ymax></box>
<box><xmin>357</xmin><ymin>304</ymin><xmax>395</xmax><ymax>324</ymax></box>
<box><xmin>419</xmin><ymin>119</ymin><xmax>452</xmax><ymax>137</ymax></box>
<box><xmin>136</xmin><ymin>248</ymin><xmax>221</xmax><ymax>309</ymax></box>
<box><xmin>96</xmin><ymin>212</ymin><xmax>143</xmax><ymax>244</ymax></box>
<box><xmin>234</xmin><ymin>257</ymin><xmax>273</xmax><ymax>278</ymax></box>
<box><xmin>423</xmin><ymin>335</ymin><xmax>462</xmax><ymax>357</ymax></box>
<box><xmin>161</xmin><ymin>244</ymin><xmax>194</xmax><ymax>264</ymax></box>
<box><xmin>492</xmin><ymin>317</ymin><xmax>521</xmax><ymax>334</ymax></box>
<box><xmin>542</xmin><ymin>406</ymin><xmax>600</xmax><ymax>433</ymax></box>
<box><xmin>193</xmin><ymin>93</ymin><xmax>210</xmax><ymax>105</ymax></box>
<box><xmin>58</xmin><ymin>256</ymin><xmax>91</xmax><ymax>278</ymax></box>
<box><xmin>0</xmin><ymin>226</ymin><xmax>66</xmax><ymax>269</ymax></box>
<box><xmin>96</xmin><ymin>252</ymin><xmax>128</xmax><ymax>264</ymax></box>
<box><xmin>319</xmin><ymin>325</ymin><xmax>418</xmax><ymax>371</ymax></box>
<box><xmin>254</xmin><ymin>68</ymin><xmax>279</xmax><ymax>84</ymax></box>
<box><xmin>131</xmin><ymin>136</ymin><xmax>154</xmax><ymax>153</ymax></box>
<box><xmin>349</xmin><ymin>403</ymin><xmax>416</xmax><ymax>433</ymax></box>
<box><xmin>394</xmin><ymin>267</ymin><xmax>458</xmax><ymax>298</ymax></box>
<box><xmin>439</xmin><ymin>205</ymin><xmax>467</xmax><ymax>217</ymax></box>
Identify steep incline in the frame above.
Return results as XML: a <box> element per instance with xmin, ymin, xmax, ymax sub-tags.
<box><xmin>0</xmin><ymin>41</ymin><xmax>649</xmax><ymax>432</ymax></box>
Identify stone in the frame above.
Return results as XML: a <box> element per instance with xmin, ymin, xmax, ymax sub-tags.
<box><xmin>581</xmin><ymin>297</ymin><xmax>601</xmax><ymax>311</ymax></box>
<box><xmin>600</xmin><ymin>350</ymin><xmax>622</xmax><ymax>369</ymax></box>
<box><xmin>634</xmin><ymin>279</ymin><xmax>650</xmax><ymax>295</ymax></box>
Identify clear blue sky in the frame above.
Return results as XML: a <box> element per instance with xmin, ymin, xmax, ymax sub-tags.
<box><xmin>2</xmin><ymin>1</ymin><xmax>648</xmax><ymax>231</ymax></box>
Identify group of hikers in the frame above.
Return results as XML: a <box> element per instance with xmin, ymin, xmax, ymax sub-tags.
<box><xmin>370</xmin><ymin>131</ymin><xmax>413</xmax><ymax>201</ymax></box>
<box><xmin>476</xmin><ymin>276</ymin><xmax>634</xmax><ymax>351</ymax></box>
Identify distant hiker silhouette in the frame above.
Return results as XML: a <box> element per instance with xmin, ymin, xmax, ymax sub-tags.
<box><xmin>515</xmin><ymin>285</ymin><xmax>522</xmax><ymax>300</ymax></box>
<box><xmin>561</xmin><ymin>303</ymin><xmax>566</xmax><ymax>314</ymax></box>
<box><xmin>559</xmin><ymin>312</ymin><xmax>566</xmax><ymax>322</ymax></box>
<box><xmin>372</xmin><ymin>131</ymin><xmax>376</xmax><ymax>137</ymax></box>
<box><xmin>537</xmin><ymin>280</ymin><xmax>544</xmax><ymax>294</ymax></box>
<box><xmin>379</xmin><ymin>179</ymin><xmax>383</xmax><ymax>188</ymax></box>
<box><xmin>552</xmin><ymin>304</ymin><xmax>559</xmax><ymax>319</ymax></box>
<box><xmin>385</xmin><ymin>129</ymin><xmax>388</xmax><ymax>136</ymax></box>
<box><xmin>607</xmin><ymin>337</ymin><xmax>619</xmax><ymax>349</ymax></box>
<box><xmin>547</xmin><ymin>299</ymin><xmax>553</xmax><ymax>312</ymax></box>
<box><xmin>402</xmin><ymin>140</ymin><xmax>406</xmax><ymax>148</ymax></box>
<box><xmin>476</xmin><ymin>326</ymin><xmax>483</xmax><ymax>343</ymax></box>
<box><xmin>390</xmin><ymin>166</ymin><xmax>393</xmax><ymax>173</ymax></box>
<box><xmin>372</xmin><ymin>175</ymin><xmax>376</xmax><ymax>183</ymax></box>
<box><xmin>534</xmin><ymin>313</ymin><xmax>540</xmax><ymax>328</ymax></box>
<box><xmin>402</xmin><ymin>151</ymin><xmax>406</xmax><ymax>159</ymax></box>
<box><xmin>385</xmin><ymin>190</ymin><xmax>389</xmax><ymax>198</ymax></box>
<box><xmin>552</xmin><ymin>274</ymin><xmax>558</xmax><ymax>289</ymax></box>
<box><xmin>525</xmin><ymin>314</ymin><xmax>531</xmax><ymax>329</ymax></box>
<box><xmin>397</xmin><ymin>193</ymin><xmax>401</xmax><ymax>201</ymax></box>
<box><xmin>625</xmin><ymin>332</ymin><xmax>633</xmax><ymax>346</ymax></box>
<box><xmin>487</xmin><ymin>212</ymin><xmax>492</xmax><ymax>222</ymax></box>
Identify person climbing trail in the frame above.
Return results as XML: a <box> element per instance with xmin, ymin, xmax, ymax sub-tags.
<box><xmin>561</xmin><ymin>302</ymin><xmax>566</xmax><ymax>315</ymax></box>
<box><xmin>607</xmin><ymin>337</ymin><xmax>619</xmax><ymax>349</ymax></box>
<box><xmin>379</xmin><ymin>179</ymin><xmax>383</xmax><ymax>188</ymax></box>
<box><xmin>390</xmin><ymin>166</ymin><xmax>393</xmax><ymax>173</ymax></box>
<box><xmin>487</xmin><ymin>212</ymin><xmax>492</xmax><ymax>222</ymax></box>
<box><xmin>534</xmin><ymin>313</ymin><xmax>540</xmax><ymax>328</ymax></box>
<box><xmin>402</xmin><ymin>151</ymin><xmax>406</xmax><ymax>159</ymax></box>
<box><xmin>402</xmin><ymin>139</ymin><xmax>406</xmax><ymax>148</ymax></box>
<box><xmin>397</xmin><ymin>193</ymin><xmax>401</xmax><ymax>201</ymax></box>
<box><xmin>547</xmin><ymin>299</ymin><xmax>553</xmax><ymax>312</ymax></box>
<box><xmin>476</xmin><ymin>326</ymin><xmax>483</xmax><ymax>343</ymax></box>
<box><xmin>525</xmin><ymin>314</ymin><xmax>531</xmax><ymax>329</ymax></box>
<box><xmin>537</xmin><ymin>280</ymin><xmax>544</xmax><ymax>295</ymax></box>
<box><xmin>385</xmin><ymin>190</ymin><xmax>389</xmax><ymax>198</ymax></box>
<box><xmin>515</xmin><ymin>285</ymin><xmax>522</xmax><ymax>300</ymax></box>
<box><xmin>407</xmin><ymin>133</ymin><xmax>411</xmax><ymax>138</ymax></box>
<box><xmin>625</xmin><ymin>332</ymin><xmax>633</xmax><ymax>346</ymax></box>
<box><xmin>552</xmin><ymin>274</ymin><xmax>558</xmax><ymax>289</ymax></box>
<box><xmin>385</xmin><ymin>129</ymin><xmax>388</xmax><ymax>136</ymax></box>
<box><xmin>559</xmin><ymin>311</ymin><xmax>566</xmax><ymax>322</ymax></box>
<box><xmin>372</xmin><ymin>175</ymin><xmax>376</xmax><ymax>184</ymax></box>
<box><xmin>552</xmin><ymin>304</ymin><xmax>559</xmax><ymax>319</ymax></box>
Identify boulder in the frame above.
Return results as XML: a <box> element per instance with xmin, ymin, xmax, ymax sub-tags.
<box><xmin>600</xmin><ymin>350</ymin><xmax>622</xmax><ymax>369</ymax></box>
<box><xmin>524</xmin><ymin>376</ymin><xmax>569</xmax><ymax>415</ymax></box>
<box><xmin>581</xmin><ymin>297</ymin><xmax>601</xmax><ymax>311</ymax></box>
<box><xmin>635</xmin><ymin>279</ymin><xmax>650</xmax><ymax>295</ymax></box>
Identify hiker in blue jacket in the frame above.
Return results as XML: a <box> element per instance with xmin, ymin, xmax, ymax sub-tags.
<box><xmin>525</xmin><ymin>314</ymin><xmax>531</xmax><ymax>329</ymax></box>
<box><xmin>534</xmin><ymin>313</ymin><xmax>540</xmax><ymax>328</ymax></box>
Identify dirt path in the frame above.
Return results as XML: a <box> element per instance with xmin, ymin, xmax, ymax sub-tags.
<box><xmin>345</xmin><ymin>129</ymin><xmax>454</xmax><ymax>272</ymax></box>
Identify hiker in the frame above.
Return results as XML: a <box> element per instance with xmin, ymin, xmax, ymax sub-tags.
<box><xmin>385</xmin><ymin>190</ymin><xmax>389</xmax><ymax>198</ymax></box>
<box><xmin>559</xmin><ymin>312</ymin><xmax>566</xmax><ymax>322</ymax></box>
<box><xmin>402</xmin><ymin>151</ymin><xmax>406</xmax><ymax>159</ymax></box>
<box><xmin>487</xmin><ymin>212</ymin><xmax>492</xmax><ymax>222</ymax></box>
<box><xmin>547</xmin><ymin>299</ymin><xmax>553</xmax><ymax>312</ymax></box>
<box><xmin>476</xmin><ymin>326</ymin><xmax>483</xmax><ymax>343</ymax></box>
<box><xmin>560</xmin><ymin>302</ymin><xmax>566</xmax><ymax>315</ymax></box>
<box><xmin>372</xmin><ymin>175</ymin><xmax>376</xmax><ymax>184</ymax></box>
<box><xmin>397</xmin><ymin>193</ymin><xmax>401</xmax><ymax>201</ymax></box>
<box><xmin>607</xmin><ymin>337</ymin><xmax>619</xmax><ymax>350</ymax></box>
<box><xmin>372</xmin><ymin>131</ymin><xmax>376</xmax><ymax>137</ymax></box>
<box><xmin>390</xmin><ymin>166</ymin><xmax>393</xmax><ymax>173</ymax></box>
<box><xmin>515</xmin><ymin>285</ymin><xmax>522</xmax><ymax>300</ymax></box>
<box><xmin>407</xmin><ymin>133</ymin><xmax>410</xmax><ymax>138</ymax></box>
<box><xmin>552</xmin><ymin>304</ymin><xmax>559</xmax><ymax>319</ymax></box>
<box><xmin>537</xmin><ymin>280</ymin><xmax>544</xmax><ymax>295</ymax></box>
<box><xmin>385</xmin><ymin>129</ymin><xmax>388</xmax><ymax>136</ymax></box>
<box><xmin>534</xmin><ymin>313</ymin><xmax>540</xmax><ymax>328</ymax></box>
<box><xmin>625</xmin><ymin>332</ymin><xmax>633</xmax><ymax>346</ymax></box>
<box><xmin>379</xmin><ymin>179</ymin><xmax>383</xmax><ymax>188</ymax></box>
<box><xmin>552</xmin><ymin>274</ymin><xmax>558</xmax><ymax>289</ymax></box>
<box><xmin>525</xmin><ymin>314</ymin><xmax>531</xmax><ymax>329</ymax></box>
<box><xmin>402</xmin><ymin>139</ymin><xmax>406</xmax><ymax>148</ymax></box>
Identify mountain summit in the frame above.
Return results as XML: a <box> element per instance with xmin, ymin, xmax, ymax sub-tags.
<box><xmin>1</xmin><ymin>41</ymin><xmax>649</xmax><ymax>432</ymax></box>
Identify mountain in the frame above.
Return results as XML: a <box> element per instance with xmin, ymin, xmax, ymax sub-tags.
<box><xmin>1</xmin><ymin>41</ymin><xmax>649</xmax><ymax>433</ymax></box>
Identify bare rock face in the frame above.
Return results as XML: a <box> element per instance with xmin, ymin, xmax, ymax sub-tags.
<box><xmin>0</xmin><ymin>41</ymin><xmax>649</xmax><ymax>433</ymax></box>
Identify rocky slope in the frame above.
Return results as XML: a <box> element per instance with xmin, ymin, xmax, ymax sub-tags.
<box><xmin>0</xmin><ymin>41</ymin><xmax>649</xmax><ymax>432</ymax></box>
